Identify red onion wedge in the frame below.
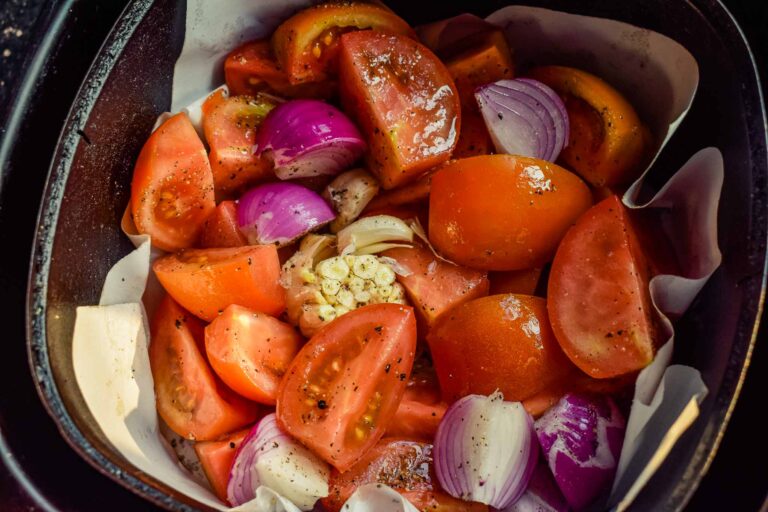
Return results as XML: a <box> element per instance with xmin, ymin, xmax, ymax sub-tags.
<box><xmin>475</xmin><ymin>79</ymin><xmax>569</xmax><ymax>163</ymax></box>
<box><xmin>433</xmin><ymin>392</ymin><xmax>538</xmax><ymax>509</ymax></box>
<box><xmin>501</xmin><ymin>461</ymin><xmax>568</xmax><ymax>512</ymax></box>
<box><xmin>254</xmin><ymin>99</ymin><xmax>367</xmax><ymax>180</ymax></box>
<box><xmin>340</xmin><ymin>483</ymin><xmax>420</xmax><ymax>512</ymax></box>
<box><xmin>535</xmin><ymin>393</ymin><xmax>626</xmax><ymax>511</ymax></box>
<box><xmin>226</xmin><ymin>413</ymin><xmax>330</xmax><ymax>510</ymax></box>
<box><xmin>237</xmin><ymin>182</ymin><xmax>335</xmax><ymax>247</ymax></box>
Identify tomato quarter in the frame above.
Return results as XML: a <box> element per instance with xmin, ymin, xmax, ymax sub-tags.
<box><xmin>130</xmin><ymin>113</ymin><xmax>215</xmax><ymax>251</ymax></box>
<box><xmin>199</xmin><ymin>200</ymin><xmax>248</xmax><ymax>248</ymax></box>
<box><xmin>339</xmin><ymin>31</ymin><xmax>460</xmax><ymax>189</ymax></box>
<box><xmin>205</xmin><ymin>304</ymin><xmax>303</xmax><ymax>404</ymax></box>
<box><xmin>276</xmin><ymin>303</ymin><xmax>417</xmax><ymax>472</ymax></box>
<box><xmin>548</xmin><ymin>195</ymin><xmax>658</xmax><ymax>378</ymax></box>
<box><xmin>149</xmin><ymin>296</ymin><xmax>259</xmax><ymax>441</ymax></box>
<box><xmin>153</xmin><ymin>245</ymin><xmax>285</xmax><ymax>322</ymax></box>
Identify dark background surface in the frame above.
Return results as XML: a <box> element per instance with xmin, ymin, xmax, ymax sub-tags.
<box><xmin>1</xmin><ymin>0</ymin><xmax>766</xmax><ymax>510</ymax></box>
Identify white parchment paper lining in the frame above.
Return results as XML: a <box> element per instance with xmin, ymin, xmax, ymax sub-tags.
<box><xmin>71</xmin><ymin>3</ymin><xmax>721</xmax><ymax>511</ymax></box>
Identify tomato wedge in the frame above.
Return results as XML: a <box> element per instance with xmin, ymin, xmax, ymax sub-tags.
<box><xmin>488</xmin><ymin>268</ymin><xmax>542</xmax><ymax>296</ymax></box>
<box><xmin>224</xmin><ymin>39</ymin><xmax>336</xmax><ymax>99</ymax></box>
<box><xmin>130</xmin><ymin>113</ymin><xmax>215</xmax><ymax>251</ymax></box>
<box><xmin>428</xmin><ymin>294</ymin><xmax>576</xmax><ymax>403</ymax></box>
<box><xmin>153</xmin><ymin>245</ymin><xmax>284</xmax><ymax>322</ymax></box>
<box><xmin>194</xmin><ymin>428</ymin><xmax>250</xmax><ymax>502</ymax></box>
<box><xmin>322</xmin><ymin>438</ymin><xmax>487</xmax><ymax>512</ymax></box>
<box><xmin>272</xmin><ymin>1</ymin><xmax>414</xmax><ymax>84</ymax></box>
<box><xmin>339</xmin><ymin>31</ymin><xmax>460</xmax><ymax>189</ymax></box>
<box><xmin>387</xmin><ymin>357</ymin><xmax>447</xmax><ymax>441</ymax></box>
<box><xmin>201</xmin><ymin>90</ymin><xmax>274</xmax><ymax>195</ymax></box>
<box><xmin>382</xmin><ymin>244</ymin><xmax>489</xmax><ymax>332</ymax></box>
<box><xmin>205</xmin><ymin>304</ymin><xmax>303</xmax><ymax>404</ymax></box>
<box><xmin>276</xmin><ymin>304</ymin><xmax>417</xmax><ymax>472</ymax></box>
<box><xmin>149</xmin><ymin>296</ymin><xmax>259</xmax><ymax>441</ymax></box>
<box><xmin>548</xmin><ymin>195</ymin><xmax>657</xmax><ymax>378</ymax></box>
<box><xmin>199</xmin><ymin>200</ymin><xmax>248</xmax><ymax>248</ymax></box>
<box><xmin>528</xmin><ymin>66</ymin><xmax>650</xmax><ymax>188</ymax></box>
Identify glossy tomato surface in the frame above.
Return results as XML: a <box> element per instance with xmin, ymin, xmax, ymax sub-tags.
<box><xmin>130</xmin><ymin>113</ymin><xmax>215</xmax><ymax>251</ymax></box>
<box><xmin>276</xmin><ymin>304</ymin><xmax>417</xmax><ymax>472</ymax></box>
<box><xmin>428</xmin><ymin>294</ymin><xmax>575</xmax><ymax>403</ymax></box>
<box><xmin>339</xmin><ymin>31</ymin><xmax>460</xmax><ymax>189</ymax></box>
<box><xmin>383</xmin><ymin>244</ymin><xmax>489</xmax><ymax>332</ymax></box>
<box><xmin>548</xmin><ymin>195</ymin><xmax>657</xmax><ymax>378</ymax></box>
<box><xmin>153</xmin><ymin>245</ymin><xmax>284</xmax><ymax>322</ymax></box>
<box><xmin>149</xmin><ymin>296</ymin><xmax>259</xmax><ymax>441</ymax></box>
<box><xmin>429</xmin><ymin>155</ymin><xmax>592</xmax><ymax>270</ymax></box>
<box><xmin>205</xmin><ymin>304</ymin><xmax>303</xmax><ymax>404</ymax></box>
<box><xmin>201</xmin><ymin>90</ymin><xmax>273</xmax><ymax>195</ymax></box>
<box><xmin>322</xmin><ymin>438</ymin><xmax>487</xmax><ymax>512</ymax></box>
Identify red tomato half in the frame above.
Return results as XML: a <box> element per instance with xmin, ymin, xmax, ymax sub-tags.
<box><xmin>276</xmin><ymin>304</ymin><xmax>417</xmax><ymax>472</ymax></box>
<box><xmin>149</xmin><ymin>296</ymin><xmax>258</xmax><ymax>441</ymax></box>
<box><xmin>205</xmin><ymin>304</ymin><xmax>303</xmax><ymax>404</ymax></box>
<box><xmin>382</xmin><ymin>244</ymin><xmax>489</xmax><ymax>332</ymax></box>
<box><xmin>153</xmin><ymin>245</ymin><xmax>285</xmax><ymax>322</ymax></box>
<box><xmin>131</xmin><ymin>113</ymin><xmax>215</xmax><ymax>251</ymax></box>
<box><xmin>199</xmin><ymin>200</ymin><xmax>248</xmax><ymax>248</ymax></box>
<box><xmin>428</xmin><ymin>294</ymin><xmax>575</xmax><ymax>403</ymax></box>
<box><xmin>548</xmin><ymin>195</ymin><xmax>657</xmax><ymax>378</ymax></box>
<box><xmin>339</xmin><ymin>31</ymin><xmax>460</xmax><ymax>189</ymax></box>
<box><xmin>194</xmin><ymin>428</ymin><xmax>250</xmax><ymax>502</ymax></box>
<box><xmin>323</xmin><ymin>438</ymin><xmax>487</xmax><ymax>512</ymax></box>
<box><xmin>201</xmin><ymin>90</ymin><xmax>273</xmax><ymax>195</ymax></box>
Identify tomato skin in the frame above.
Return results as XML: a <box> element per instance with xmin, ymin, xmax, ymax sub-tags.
<box><xmin>131</xmin><ymin>113</ymin><xmax>215</xmax><ymax>252</ymax></box>
<box><xmin>201</xmin><ymin>90</ymin><xmax>273</xmax><ymax>196</ymax></box>
<box><xmin>224</xmin><ymin>39</ymin><xmax>336</xmax><ymax>99</ymax></box>
<box><xmin>322</xmin><ymin>438</ymin><xmax>487</xmax><ymax>512</ymax></box>
<box><xmin>452</xmin><ymin>111</ymin><xmax>494</xmax><ymax>158</ymax></box>
<box><xmin>205</xmin><ymin>304</ymin><xmax>303</xmax><ymax>404</ymax></box>
<box><xmin>199</xmin><ymin>201</ymin><xmax>248</xmax><ymax>248</ymax></box>
<box><xmin>429</xmin><ymin>155</ymin><xmax>592</xmax><ymax>271</ymax></box>
<box><xmin>276</xmin><ymin>304</ymin><xmax>417</xmax><ymax>472</ymax></box>
<box><xmin>194</xmin><ymin>428</ymin><xmax>250</xmax><ymax>502</ymax></box>
<box><xmin>364</xmin><ymin>169</ymin><xmax>437</xmax><ymax>212</ymax></box>
<box><xmin>528</xmin><ymin>66</ymin><xmax>650</xmax><ymax>188</ymax></box>
<box><xmin>382</xmin><ymin>244</ymin><xmax>489</xmax><ymax>333</ymax></box>
<box><xmin>149</xmin><ymin>296</ymin><xmax>259</xmax><ymax>441</ymax></box>
<box><xmin>153</xmin><ymin>245</ymin><xmax>285</xmax><ymax>322</ymax></box>
<box><xmin>548</xmin><ymin>195</ymin><xmax>657</xmax><ymax>378</ymax></box>
<box><xmin>428</xmin><ymin>294</ymin><xmax>575</xmax><ymax>403</ymax></box>
<box><xmin>488</xmin><ymin>268</ymin><xmax>542</xmax><ymax>296</ymax></box>
<box><xmin>271</xmin><ymin>1</ymin><xmax>414</xmax><ymax>84</ymax></box>
<box><xmin>338</xmin><ymin>31</ymin><xmax>460</xmax><ymax>190</ymax></box>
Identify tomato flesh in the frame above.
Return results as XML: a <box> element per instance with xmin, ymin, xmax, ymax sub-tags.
<box><xmin>130</xmin><ymin>113</ymin><xmax>215</xmax><ymax>251</ymax></box>
<box><xmin>383</xmin><ymin>244</ymin><xmax>489</xmax><ymax>332</ymax></box>
<box><xmin>548</xmin><ymin>195</ymin><xmax>657</xmax><ymax>378</ymax></box>
<box><xmin>194</xmin><ymin>428</ymin><xmax>250</xmax><ymax>502</ymax></box>
<box><xmin>276</xmin><ymin>304</ymin><xmax>417</xmax><ymax>472</ymax></box>
<box><xmin>339</xmin><ymin>31</ymin><xmax>460</xmax><ymax>189</ymax></box>
<box><xmin>429</xmin><ymin>155</ymin><xmax>592</xmax><ymax>270</ymax></box>
<box><xmin>272</xmin><ymin>1</ymin><xmax>414</xmax><ymax>84</ymax></box>
<box><xmin>153</xmin><ymin>246</ymin><xmax>285</xmax><ymax>322</ymax></box>
<box><xmin>488</xmin><ymin>268</ymin><xmax>542</xmax><ymax>296</ymax></box>
<box><xmin>323</xmin><ymin>438</ymin><xmax>487</xmax><ymax>512</ymax></box>
<box><xmin>149</xmin><ymin>296</ymin><xmax>258</xmax><ymax>441</ymax></box>
<box><xmin>201</xmin><ymin>90</ymin><xmax>274</xmax><ymax>195</ymax></box>
<box><xmin>428</xmin><ymin>294</ymin><xmax>575</xmax><ymax>403</ymax></box>
<box><xmin>387</xmin><ymin>357</ymin><xmax>447</xmax><ymax>441</ymax></box>
<box><xmin>224</xmin><ymin>39</ymin><xmax>336</xmax><ymax>99</ymax></box>
<box><xmin>199</xmin><ymin>200</ymin><xmax>248</xmax><ymax>248</ymax></box>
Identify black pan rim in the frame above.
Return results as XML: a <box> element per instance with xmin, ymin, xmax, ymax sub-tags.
<box><xmin>22</xmin><ymin>0</ymin><xmax>768</xmax><ymax>511</ymax></box>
